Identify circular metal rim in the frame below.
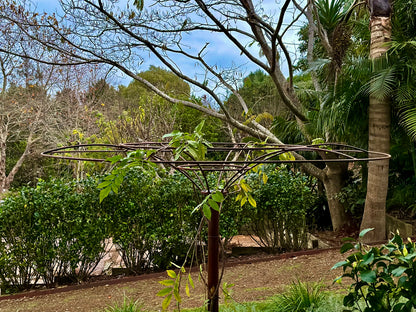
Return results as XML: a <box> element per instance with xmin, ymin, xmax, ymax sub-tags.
<box><xmin>41</xmin><ymin>142</ymin><xmax>391</xmax><ymax>169</ymax></box>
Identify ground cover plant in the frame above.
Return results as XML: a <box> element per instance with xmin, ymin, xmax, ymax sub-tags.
<box><xmin>333</xmin><ymin>229</ymin><xmax>416</xmax><ymax>311</ymax></box>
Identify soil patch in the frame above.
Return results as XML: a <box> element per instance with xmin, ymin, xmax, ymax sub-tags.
<box><xmin>0</xmin><ymin>248</ymin><xmax>348</xmax><ymax>312</ymax></box>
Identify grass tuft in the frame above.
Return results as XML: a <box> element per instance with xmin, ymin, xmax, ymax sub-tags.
<box><xmin>273</xmin><ymin>280</ymin><xmax>324</xmax><ymax>312</ymax></box>
<box><xmin>102</xmin><ymin>296</ymin><xmax>144</xmax><ymax>312</ymax></box>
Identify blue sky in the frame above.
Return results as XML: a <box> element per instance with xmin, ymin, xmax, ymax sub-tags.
<box><xmin>33</xmin><ymin>0</ymin><xmax>304</xmax><ymax>94</ymax></box>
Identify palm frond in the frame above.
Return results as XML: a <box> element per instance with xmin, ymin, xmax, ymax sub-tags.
<box><xmin>361</xmin><ymin>66</ymin><xmax>396</xmax><ymax>100</ymax></box>
<box><xmin>399</xmin><ymin>106</ymin><xmax>416</xmax><ymax>141</ymax></box>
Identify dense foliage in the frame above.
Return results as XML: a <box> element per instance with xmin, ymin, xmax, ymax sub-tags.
<box><xmin>0</xmin><ymin>165</ymin><xmax>322</xmax><ymax>292</ymax></box>
<box><xmin>0</xmin><ymin>179</ymin><xmax>108</xmax><ymax>291</ymax></box>
<box><xmin>244</xmin><ymin>166</ymin><xmax>319</xmax><ymax>252</ymax></box>
<box><xmin>334</xmin><ymin>229</ymin><xmax>416</xmax><ymax>311</ymax></box>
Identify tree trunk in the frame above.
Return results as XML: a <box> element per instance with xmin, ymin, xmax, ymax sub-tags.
<box><xmin>360</xmin><ymin>15</ymin><xmax>392</xmax><ymax>242</ymax></box>
<box><xmin>0</xmin><ymin>138</ymin><xmax>7</xmax><ymax>192</ymax></box>
<box><xmin>322</xmin><ymin>162</ymin><xmax>349</xmax><ymax>231</ymax></box>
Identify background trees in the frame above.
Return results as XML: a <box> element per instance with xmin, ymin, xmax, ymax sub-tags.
<box><xmin>0</xmin><ymin>0</ymin><xmax>359</xmax><ymax>232</ymax></box>
<box><xmin>0</xmin><ymin>0</ymin><xmax>415</xmax><ymax>240</ymax></box>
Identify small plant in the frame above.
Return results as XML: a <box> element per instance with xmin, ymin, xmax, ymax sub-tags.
<box><xmin>102</xmin><ymin>296</ymin><xmax>143</xmax><ymax>312</ymax></box>
<box><xmin>273</xmin><ymin>279</ymin><xmax>324</xmax><ymax>312</ymax></box>
<box><xmin>333</xmin><ymin>228</ymin><xmax>416</xmax><ymax>312</ymax></box>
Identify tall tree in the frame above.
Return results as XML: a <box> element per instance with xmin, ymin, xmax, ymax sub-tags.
<box><xmin>360</xmin><ymin>0</ymin><xmax>392</xmax><ymax>242</ymax></box>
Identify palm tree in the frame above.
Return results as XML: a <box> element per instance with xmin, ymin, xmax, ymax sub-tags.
<box><xmin>360</xmin><ymin>0</ymin><xmax>392</xmax><ymax>242</ymax></box>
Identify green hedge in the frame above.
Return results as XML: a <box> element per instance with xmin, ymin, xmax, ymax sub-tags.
<box><xmin>0</xmin><ymin>179</ymin><xmax>108</xmax><ymax>291</ymax></box>
<box><xmin>102</xmin><ymin>171</ymin><xmax>200</xmax><ymax>273</ymax></box>
<box><xmin>0</xmin><ymin>166</ymin><xmax>320</xmax><ymax>292</ymax></box>
<box><xmin>244</xmin><ymin>166</ymin><xmax>319</xmax><ymax>253</ymax></box>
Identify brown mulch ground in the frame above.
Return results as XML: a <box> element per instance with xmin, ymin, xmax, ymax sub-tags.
<box><xmin>0</xmin><ymin>245</ymin><xmax>349</xmax><ymax>312</ymax></box>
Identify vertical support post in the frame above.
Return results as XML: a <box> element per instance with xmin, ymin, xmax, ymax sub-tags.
<box><xmin>207</xmin><ymin>207</ymin><xmax>219</xmax><ymax>312</ymax></box>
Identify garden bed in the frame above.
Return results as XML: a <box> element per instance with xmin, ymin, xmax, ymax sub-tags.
<box><xmin>0</xmin><ymin>246</ymin><xmax>347</xmax><ymax>312</ymax></box>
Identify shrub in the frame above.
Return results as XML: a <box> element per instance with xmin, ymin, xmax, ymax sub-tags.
<box><xmin>0</xmin><ymin>178</ymin><xmax>110</xmax><ymax>290</ymax></box>
<box><xmin>244</xmin><ymin>166</ymin><xmax>318</xmax><ymax>253</ymax></box>
<box><xmin>103</xmin><ymin>170</ymin><xmax>200</xmax><ymax>273</ymax></box>
<box><xmin>333</xmin><ymin>229</ymin><xmax>416</xmax><ymax>312</ymax></box>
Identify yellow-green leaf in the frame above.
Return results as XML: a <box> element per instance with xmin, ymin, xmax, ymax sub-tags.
<box><xmin>162</xmin><ymin>293</ymin><xmax>172</xmax><ymax>311</ymax></box>
<box><xmin>159</xmin><ymin>279</ymin><xmax>174</xmax><ymax>286</ymax></box>
<box><xmin>241</xmin><ymin>197</ymin><xmax>247</xmax><ymax>207</ymax></box>
<box><xmin>185</xmin><ymin>282</ymin><xmax>190</xmax><ymax>297</ymax></box>
<box><xmin>262</xmin><ymin>173</ymin><xmax>268</xmax><ymax>184</ymax></box>
<box><xmin>167</xmin><ymin>270</ymin><xmax>177</xmax><ymax>278</ymax></box>
<box><xmin>157</xmin><ymin>287</ymin><xmax>173</xmax><ymax>297</ymax></box>
<box><xmin>240</xmin><ymin>181</ymin><xmax>248</xmax><ymax>192</ymax></box>
<box><xmin>173</xmin><ymin>288</ymin><xmax>181</xmax><ymax>303</ymax></box>
<box><xmin>248</xmin><ymin>195</ymin><xmax>257</xmax><ymax>207</ymax></box>
<box><xmin>188</xmin><ymin>274</ymin><xmax>195</xmax><ymax>289</ymax></box>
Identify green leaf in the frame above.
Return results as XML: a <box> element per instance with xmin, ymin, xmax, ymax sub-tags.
<box><xmin>99</xmin><ymin>186</ymin><xmax>111</xmax><ymax>203</ymax></box>
<box><xmin>185</xmin><ymin>282</ymin><xmax>190</xmax><ymax>297</ymax></box>
<box><xmin>398</xmin><ymin>275</ymin><xmax>408</xmax><ymax>287</ymax></box>
<box><xmin>331</xmin><ymin>260</ymin><xmax>349</xmax><ymax>270</ymax></box>
<box><xmin>203</xmin><ymin>204</ymin><xmax>212</xmax><ymax>220</ymax></box>
<box><xmin>159</xmin><ymin>279</ymin><xmax>175</xmax><ymax>286</ymax></box>
<box><xmin>188</xmin><ymin>274</ymin><xmax>195</xmax><ymax>289</ymax></box>
<box><xmin>157</xmin><ymin>287</ymin><xmax>173</xmax><ymax>297</ymax></box>
<box><xmin>106</xmin><ymin>155</ymin><xmax>123</xmax><ymax>163</ymax></box>
<box><xmin>114</xmin><ymin>174</ymin><xmax>124</xmax><ymax>187</ymax></box>
<box><xmin>111</xmin><ymin>183</ymin><xmax>119</xmax><ymax>194</ymax></box>
<box><xmin>362</xmin><ymin>252</ymin><xmax>375</xmax><ymax>265</ymax></box>
<box><xmin>211</xmin><ymin>191</ymin><xmax>224</xmax><ymax>202</ymax></box>
<box><xmin>162</xmin><ymin>293</ymin><xmax>172</xmax><ymax>311</ymax></box>
<box><xmin>194</xmin><ymin>120</ymin><xmax>205</xmax><ymax>133</ymax></box>
<box><xmin>359</xmin><ymin>228</ymin><xmax>374</xmax><ymax>238</ymax></box>
<box><xmin>97</xmin><ymin>180</ymin><xmax>112</xmax><ymax>189</ymax></box>
<box><xmin>343</xmin><ymin>293</ymin><xmax>355</xmax><ymax>307</ymax></box>
<box><xmin>247</xmin><ymin>194</ymin><xmax>256</xmax><ymax>207</ymax></box>
<box><xmin>340</xmin><ymin>243</ymin><xmax>354</xmax><ymax>254</ymax></box>
<box><xmin>173</xmin><ymin>287</ymin><xmax>181</xmax><ymax>302</ymax></box>
<box><xmin>208</xmin><ymin>199</ymin><xmax>219</xmax><ymax>211</ymax></box>
<box><xmin>167</xmin><ymin>270</ymin><xmax>177</xmax><ymax>278</ymax></box>
<box><xmin>391</xmin><ymin>266</ymin><xmax>407</xmax><ymax>277</ymax></box>
<box><xmin>360</xmin><ymin>270</ymin><xmax>377</xmax><ymax>283</ymax></box>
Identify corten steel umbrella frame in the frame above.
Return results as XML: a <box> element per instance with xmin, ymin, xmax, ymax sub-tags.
<box><xmin>42</xmin><ymin>142</ymin><xmax>390</xmax><ymax>312</ymax></box>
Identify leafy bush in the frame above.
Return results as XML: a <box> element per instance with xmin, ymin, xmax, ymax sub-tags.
<box><xmin>0</xmin><ymin>178</ymin><xmax>110</xmax><ymax>291</ymax></box>
<box><xmin>103</xmin><ymin>170</ymin><xmax>200</xmax><ymax>273</ymax></box>
<box><xmin>333</xmin><ymin>229</ymin><xmax>416</xmax><ymax>312</ymax></box>
<box><xmin>387</xmin><ymin>177</ymin><xmax>416</xmax><ymax>216</ymax></box>
<box><xmin>335</xmin><ymin>175</ymin><xmax>366</xmax><ymax>222</ymax></box>
<box><xmin>244</xmin><ymin>166</ymin><xmax>318</xmax><ymax>253</ymax></box>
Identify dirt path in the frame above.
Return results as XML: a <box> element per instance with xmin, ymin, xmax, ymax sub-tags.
<box><xmin>0</xmin><ymin>249</ymin><xmax>348</xmax><ymax>312</ymax></box>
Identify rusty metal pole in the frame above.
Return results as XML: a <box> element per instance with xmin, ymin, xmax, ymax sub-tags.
<box><xmin>207</xmin><ymin>207</ymin><xmax>219</xmax><ymax>312</ymax></box>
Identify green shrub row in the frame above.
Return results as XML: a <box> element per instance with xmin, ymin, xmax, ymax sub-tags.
<box><xmin>0</xmin><ymin>166</ymin><xmax>319</xmax><ymax>292</ymax></box>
